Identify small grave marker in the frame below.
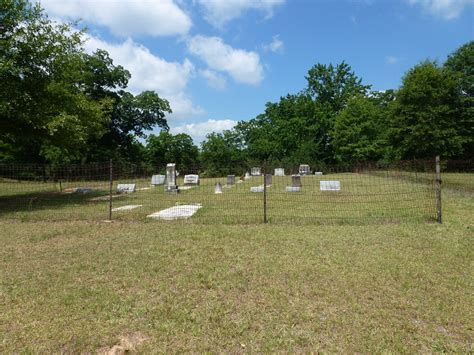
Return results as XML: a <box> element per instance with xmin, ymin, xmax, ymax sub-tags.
<box><xmin>184</xmin><ymin>174</ymin><xmax>199</xmax><ymax>186</ymax></box>
<box><xmin>215</xmin><ymin>182</ymin><xmax>223</xmax><ymax>194</ymax></box>
<box><xmin>299</xmin><ymin>164</ymin><xmax>311</xmax><ymax>175</ymax></box>
<box><xmin>320</xmin><ymin>180</ymin><xmax>341</xmax><ymax>191</ymax></box>
<box><xmin>151</xmin><ymin>174</ymin><xmax>165</xmax><ymax>185</ymax></box>
<box><xmin>274</xmin><ymin>168</ymin><xmax>285</xmax><ymax>176</ymax></box>
<box><xmin>265</xmin><ymin>174</ymin><xmax>272</xmax><ymax>186</ymax></box>
<box><xmin>227</xmin><ymin>175</ymin><xmax>235</xmax><ymax>186</ymax></box>
<box><xmin>117</xmin><ymin>184</ymin><xmax>136</xmax><ymax>193</ymax></box>
<box><xmin>291</xmin><ymin>175</ymin><xmax>302</xmax><ymax>187</ymax></box>
<box><xmin>314</xmin><ymin>172</ymin><xmax>323</xmax><ymax>176</ymax></box>
<box><xmin>250</xmin><ymin>185</ymin><xmax>264</xmax><ymax>193</ymax></box>
<box><xmin>286</xmin><ymin>186</ymin><xmax>301</xmax><ymax>192</ymax></box>
<box><xmin>251</xmin><ymin>167</ymin><xmax>261</xmax><ymax>176</ymax></box>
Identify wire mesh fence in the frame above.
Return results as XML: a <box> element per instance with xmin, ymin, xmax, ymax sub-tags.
<box><xmin>0</xmin><ymin>158</ymin><xmax>469</xmax><ymax>224</ymax></box>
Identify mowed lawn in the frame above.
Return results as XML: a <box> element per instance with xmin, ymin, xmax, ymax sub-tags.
<box><xmin>0</xmin><ymin>187</ymin><xmax>473</xmax><ymax>352</ymax></box>
<box><xmin>0</xmin><ymin>171</ymin><xmax>438</xmax><ymax>223</ymax></box>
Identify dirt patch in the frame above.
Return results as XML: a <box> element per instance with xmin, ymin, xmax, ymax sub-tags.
<box><xmin>97</xmin><ymin>332</ymin><xmax>149</xmax><ymax>354</ymax></box>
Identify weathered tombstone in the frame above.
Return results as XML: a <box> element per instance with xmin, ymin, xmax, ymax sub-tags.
<box><xmin>286</xmin><ymin>186</ymin><xmax>301</xmax><ymax>192</ymax></box>
<box><xmin>320</xmin><ymin>180</ymin><xmax>341</xmax><ymax>191</ymax></box>
<box><xmin>274</xmin><ymin>168</ymin><xmax>285</xmax><ymax>176</ymax></box>
<box><xmin>291</xmin><ymin>175</ymin><xmax>302</xmax><ymax>187</ymax></box>
<box><xmin>214</xmin><ymin>182</ymin><xmax>223</xmax><ymax>194</ymax></box>
<box><xmin>117</xmin><ymin>183</ymin><xmax>136</xmax><ymax>193</ymax></box>
<box><xmin>251</xmin><ymin>167</ymin><xmax>261</xmax><ymax>176</ymax></box>
<box><xmin>151</xmin><ymin>174</ymin><xmax>165</xmax><ymax>185</ymax></box>
<box><xmin>165</xmin><ymin>163</ymin><xmax>178</xmax><ymax>193</ymax></box>
<box><xmin>244</xmin><ymin>172</ymin><xmax>251</xmax><ymax>180</ymax></box>
<box><xmin>314</xmin><ymin>171</ymin><xmax>323</xmax><ymax>176</ymax></box>
<box><xmin>299</xmin><ymin>164</ymin><xmax>311</xmax><ymax>175</ymax></box>
<box><xmin>184</xmin><ymin>174</ymin><xmax>199</xmax><ymax>186</ymax></box>
<box><xmin>265</xmin><ymin>174</ymin><xmax>272</xmax><ymax>186</ymax></box>
<box><xmin>250</xmin><ymin>186</ymin><xmax>264</xmax><ymax>193</ymax></box>
<box><xmin>227</xmin><ymin>175</ymin><xmax>235</xmax><ymax>186</ymax></box>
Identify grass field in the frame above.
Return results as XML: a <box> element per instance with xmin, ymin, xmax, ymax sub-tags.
<box><xmin>0</xmin><ymin>171</ymin><xmax>441</xmax><ymax>223</ymax></box>
<box><xmin>0</xmin><ymin>185</ymin><xmax>473</xmax><ymax>352</ymax></box>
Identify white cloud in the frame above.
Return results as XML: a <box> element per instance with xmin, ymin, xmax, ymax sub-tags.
<box><xmin>385</xmin><ymin>56</ymin><xmax>400</xmax><ymax>65</ymax></box>
<box><xmin>188</xmin><ymin>35</ymin><xmax>264</xmax><ymax>85</ymax></box>
<box><xmin>84</xmin><ymin>36</ymin><xmax>203</xmax><ymax>118</ymax></box>
<box><xmin>170</xmin><ymin>119</ymin><xmax>237</xmax><ymax>142</ymax></box>
<box><xmin>263</xmin><ymin>35</ymin><xmax>284</xmax><ymax>53</ymax></box>
<box><xmin>41</xmin><ymin>0</ymin><xmax>191</xmax><ymax>36</ymax></box>
<box><xmin>197</xmin><ymin>0</ymin><xmax>285</xmax><ymax>28</ymax></box>
<box><xmin>407</xmin><ymin>0</ymin><xmax>472</xmax><ymax>20</ymax></box>
<box><xmin>199</xmin><ymin>69</ymin><xmax>227</xmax><ymax>90</ymax></box>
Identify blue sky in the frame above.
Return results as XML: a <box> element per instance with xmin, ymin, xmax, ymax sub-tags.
<box><xmin>40</xmin><ymin>0</ymin><xmax>473</xmax><ymax>143</ymax></box>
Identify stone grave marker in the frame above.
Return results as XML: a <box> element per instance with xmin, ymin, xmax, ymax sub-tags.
<box><xmin>286</xmin><ymin>186</ymin><xmax>301</xmax><ymax>192</ymax></box>
<box><xmin>291</xmin><ymin>175</ymin><xmax>302</xmax><ymax>187</ymax></box>
<box><xmin>184</xmin><ymin>174</ymin><xmax>199</xmax><ymax>186</ymax></box>
<box><xmin>250</xmin><ymin>185</ymin><xmax>264</xmax><ymax>193</ymax></box>
<box><xmin>320</xmin><ymin>180</ymin><xmax>341</xmax><ymax>191</ymax></box>
<box><xmin>165</xmin><ymin>163</ymin><xmax>178</xmax><ymax>193</ymax></box>
<box><xmin>314</xmin><ymin>172</ymin><xmax>323</xmax><ymax>176</ymax></box>
<box><xmin>151</xmin><ymin>174</ymin><xmax>165</xmax><ymax>185</ymax></box>
<box><xmin>227</xmin><ymin>175</ymin><xmax>235</xmax><ymax>186</ymax></box>
<box><xmin>299</xmin><ymin>164</ymin><xmax>311</xmax><ymax>175</ymax></box>
<box><xmin>251</xmin><ymin>167</ymin><xmax>261</xmax><ymax>176</ymax></box>
<box><xmin>244</xmin><ymin>172</ymin><xmax>251</xmax><ymax>180</ymax></box>
<box><xmin>214</xmin><ymin>182</ymin><xmax>223</xmax><ymax>194</ymax></box>
<box><xmin>117</xmin><ymin>183</ymin><xmax>136</xmax><ymax>193</ymax></box>
<box><xmin>265</xmin><ymin>174</ymin><xmax>272</xmax><ymax>186</ymax></box>
<box><xmin>274</xmin><ymin>168</ymin><xmax>285</xmax><ymax>176</ymax></box>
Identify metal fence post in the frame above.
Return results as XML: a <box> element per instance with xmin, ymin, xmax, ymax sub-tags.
<box><xmin>108</xmin><ymin>159</ymin><xmax>113</xmax><ymax>221</ymax></box>
<box><xmin>263</xmin><ymin>167</ymin><xmax>268</xmax><ymax>224</ymax></box>
<box><xmin>435</xmin><ymin>155</ymin><xmax>442</xmax><ymax>223</ymax></box>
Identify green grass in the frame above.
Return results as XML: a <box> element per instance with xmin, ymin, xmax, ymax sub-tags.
<box><xmin>0</xmin><ymin>188</ymin><xmax>472</xmax><ymax>352</ymax></box>
<box><xmin>0</xmin><ymin>171</ymin><xmax>443</xmax><ymax>223</ymax></box>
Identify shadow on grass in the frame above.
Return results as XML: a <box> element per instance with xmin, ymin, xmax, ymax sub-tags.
<box><xmin>0</xmin><ymin>189</ymin><xmax>110</xmax><ymax>216</ymax></box>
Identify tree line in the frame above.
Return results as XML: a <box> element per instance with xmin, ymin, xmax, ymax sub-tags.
<box><xmin>1</xmin><ymin>1</ymin><xmax>472</xmax><ymax>175</ymax></box>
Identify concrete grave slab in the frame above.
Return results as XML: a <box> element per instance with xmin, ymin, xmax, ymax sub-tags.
<box><xmin>147</xmin><ymin>204</ymin><xmax>202</xmax><ymax>220</ymax></box>
<box><xmin>112</xmin><ymin>204</ymin><xmax>143</xmax><ymax>212</ymax></box>
<box><xmin>250</xmin><ymin>185</ymin><xmax>264</xmax><ymax>193</ymax></box>
<box><xmin>286</xmin><ymin>186</ymin><xmax>301</xmax><ymax>192</ymax></box>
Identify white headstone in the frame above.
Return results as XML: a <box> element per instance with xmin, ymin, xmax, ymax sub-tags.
<box><xmin>251</xmin><ymin>167</ymin><xmax>261</xmax><ymax>176</ymax></box>
<box><xmin>274</xmin><ymin>168</ymin><xmax>285</xmax><ymax>176</ymax></box>
<box><xmin>286</xmin><ymin>186</ymin><xmax>301</xmax><ymax>192</ymax></box>
<box><xmin>250</xmin><ymin>186</ymin><xmax>264</xmax><ymax>193</ymax></box>
<box><xmin>117</xmin><ymin>183</ymin><xmax>136</xmax><ymax>193</ymax></box>
<box><xmin>184</xmin><ymin>174</ymin><xmax>199</xmax><ymax>185</ymax></box>
<box><xmin>314</xmin><ymin>172</ymin><xmax>323</xmax><ymax>176</ymax></box>
<box><xmin>299</xmin><ymin>164</ymin><xmax>311</xmax><ymax>175</ymax></box>
<box><xmin>151</xmin><ymin>174</ymin><xmax>165</xmax><ymax>185</ymax></box>
<box><xmin>244</xmin><ymin>172</ymin><xmax>251</xmax><ymax>180</ymax></box>
<box><xmin>215</xmin><ymin>182</ymin><xmax>223</xmax><ymax>194</ymax></box>
<box><xmin>320</xmin><ymin>180</ymin><xmax>341</xmax><ymax>191</ymax></box>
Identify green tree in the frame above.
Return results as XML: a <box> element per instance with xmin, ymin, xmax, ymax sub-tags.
<box><xmin>390</xmin><ymin>61</ymin><xmax>466</xmax><ymax>159</ymax></box>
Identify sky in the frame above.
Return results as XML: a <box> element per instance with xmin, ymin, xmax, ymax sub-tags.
<box><xmin>39</xmin><ymin>0</ymin><xmax>473</xmax><ymax>143</ymax></box>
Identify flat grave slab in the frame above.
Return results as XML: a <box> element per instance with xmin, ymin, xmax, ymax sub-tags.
<box><xmin>147</xmin><ymin>204</ymin><xmax>202</xmax><ymax>220</ymax></box>
<box><xmin>112</xmin><ymin>204</ymin><xmax>143</xmax><ymax>212</ymax></box>
<box><xmin>320</xmin><ymin>180</ymin><xmax>341</xmax><ymax>191</ymax></box>
<box><xmin>117</xmin><ymin>183</ymin><xmax>136</xmax><ymax>193</ymax></box>
<box><xmin>286</xmin><ymin>186</ymin><xmax>301</xmax><ymax>192</ymax></box>
<box><xmin>178</xmin><ymin>186</ymin><xmax>193</xmax><ymax>191</ymax></box>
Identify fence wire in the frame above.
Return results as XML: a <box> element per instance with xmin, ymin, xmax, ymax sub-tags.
<box><xmin>0</xmin><ymin>159</ymin><xmax>467</xmax><ymax>224</ymax></box>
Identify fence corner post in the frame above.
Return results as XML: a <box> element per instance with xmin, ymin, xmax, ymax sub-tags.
<box><xmin>435</xmin><ymin>155</ymin><xmax>442</xmax><ymax>224</ymax></box>
<box><xmin>108</xmin><ymin>159</ymin><xmax>113</xmax><ymax>221</ymax></box>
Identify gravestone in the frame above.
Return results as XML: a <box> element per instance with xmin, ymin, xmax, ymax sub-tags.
<box><xmin>250</xmin><ymin>186</ymin><xmax>264</xmax><ymax>193</ymax></box>
<box><xmin>165</xmin><ymin>163</ymin><xmax>178</xmax><ymax>193</ymax></box>
<box><xmin>286</xmin><ymin>186</ymin><xmax>301</xmax><ymax>192</ymax></box>
<box><xmin>299</xmin><ymin>164</ymin><xmax>311</xmax><ymax>175</ymax></box>
<box><xmin>184</xmin><ymin>174</ymin><xmax>199</xmax><ymax>186</ymax></box>
<box><xmin>314</xmin><ymin>172</ymin><xmax>323</xmax><ymax>176</ymax></box>
<box><xmin>251</xmin><ymin>167</ymin><xmax>261</xmax><ymax>176</ymax></box>
<box><xmin>244</xmin><ymin>172</ymin><xmax>251</xmax><ymax>180</ymax></box>
<box><xmin>274</xmin><ymin>168</ymin><xmax>285</xmax><ymax>176</ymax></box>
<box><xmin>227</xmin><ymin>175</ymin><xmax>235</xmax><ymax>186</ymax></box>
<box><xmin>320</xmin><ymin>180</ymin><xmax>341</xmax><ymax>191</ymax></box>
<box><xmin>117</xmin><ymin>183</ymin><xmax>136</xmax><ymax>193</ymax></box>
<box><xmin>215</xmin><ymin>182</ymin><xmax>223</xmax><ymax>194</ymax></box>
<box><xmin>265</xmin><ymin>174</ymin><xmax>272</xmax><ymax>186</ymax></box>
<box><xmin>291</xmin><ymin>175</ymin><xmax>302</xmax><ymax>187</ymax></box>
<box><xmin>151</xmin><ymin>174</ymin><xmax>165</xmax><ymax>185</ymax></box>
